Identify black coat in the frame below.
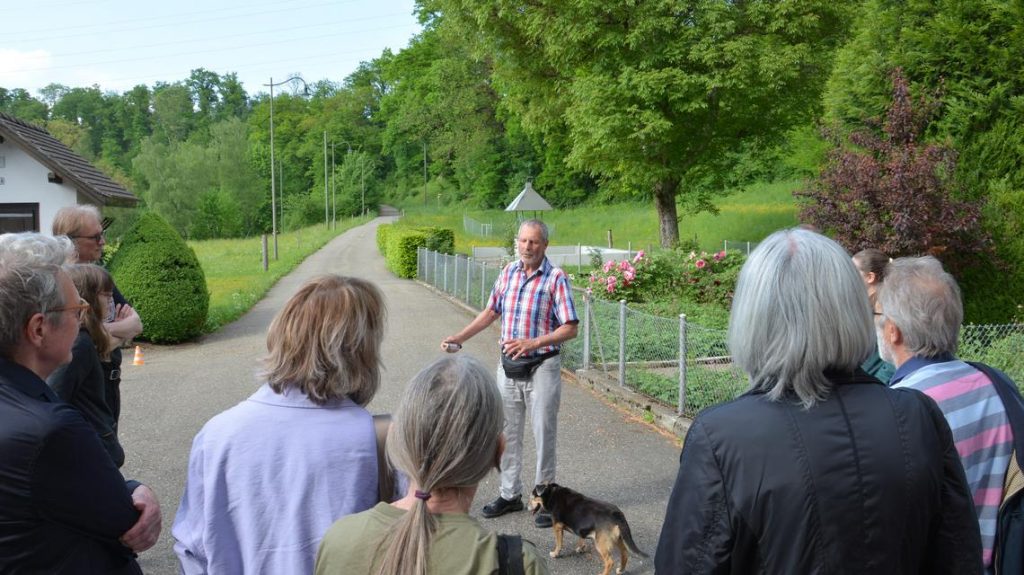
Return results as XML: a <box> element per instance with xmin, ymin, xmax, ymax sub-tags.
<box><xmin>655</xmin><ymin>370</ymin><xmax>981</xmax><ymax>575</ymax></box>
<box><xmin>47</xmin><ymin>329</ymin><xmax>124</xmax><ymax>467</ymax></box>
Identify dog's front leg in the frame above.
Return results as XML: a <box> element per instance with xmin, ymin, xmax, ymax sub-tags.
<box><xmin>550</xmin><ymin>523</ymin><xmax>564</xmax><ymax>558</ymax></box>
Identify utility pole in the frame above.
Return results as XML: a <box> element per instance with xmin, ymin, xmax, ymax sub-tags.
<box><xmin>423</xmin><ymin>140</ymin><xmax>428</xmax><ymax>205</ymax></box>
<box><xmin>331</xmin><ymin>142</ymin><xmax>336</xmax><ymax>229</ymax></box>
<box><xmin>323</xmin><ymin>131</ymin><xmax>328</xmax><ymax>226</ymax></box>
<box><xmin>268</xmin><ymin>77</ymin><xmax>277</xmax><ymax>259</ymax></box>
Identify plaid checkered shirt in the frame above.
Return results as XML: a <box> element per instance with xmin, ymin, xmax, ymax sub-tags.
<box><xmin>486</xmin><ymin>257</ymin><xmax>578</xmax><ymax>357</ymax></box>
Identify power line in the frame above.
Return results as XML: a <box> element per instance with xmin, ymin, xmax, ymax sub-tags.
<box><xmin>5</xmin><ymin>22</ymin><xmax>418</xmax><ymax>74</ymax></box>
<box><xmin>25</xmin><ymin>12</ymin><xmax>411</xmax><ymax>61</ymax></box>
<box><xmin>6</xmin><ymin>0</ymin><xmax>343</xmax><ymax>40</ymax></box>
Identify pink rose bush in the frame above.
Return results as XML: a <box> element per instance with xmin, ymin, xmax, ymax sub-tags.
<box><xmin>588</xmin><ymin>247</ymin><xmax>744</xmax><ymax>307</ymax></box>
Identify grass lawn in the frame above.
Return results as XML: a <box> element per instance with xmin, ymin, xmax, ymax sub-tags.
<box><xmin>392</xmin><ymin>179</ymin><xmax>801</xmax><ymax>253</ymax></box>
<box><xmin>190</xmin><ymin>217</ymin><xmax>370</xmax><ymax>333</ymax></box>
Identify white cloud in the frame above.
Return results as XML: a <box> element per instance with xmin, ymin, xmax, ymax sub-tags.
<box><xmin>0</xmin><ymin>49</ymin><xmax>54</xmax><ymax>90</ymax></box>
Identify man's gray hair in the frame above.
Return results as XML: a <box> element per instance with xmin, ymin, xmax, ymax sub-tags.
<box><xmin>0</xmin><ymin>233</ymin><xmax>76</xmax><ymax>358</ymax></box>
<box><xmin>519</xmin><ymin>219</ymin><xmax>549</xmax><ymax>243</ymax></box>
<box><xmin>728</xmin><ymin>228</ymin><xmax>874</xmax><ymax>408</ymax></box>
<box><xmin>877</xmin><ymin>256</ymin><xmax>962</xmax><ymax>358</ymax></box>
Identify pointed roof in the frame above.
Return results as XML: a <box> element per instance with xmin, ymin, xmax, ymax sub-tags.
<box><xmin>505</xmin><ymin>181</ymin><xmax>552</xmax><ymax>212</ymax></box>
<box><xmin>0</xmin><ymin>113</ymin><xmax>139</xmax><ymax>206</ymax></box>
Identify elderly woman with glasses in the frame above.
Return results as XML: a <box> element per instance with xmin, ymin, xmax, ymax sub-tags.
<box><xmin>47</xmin><ymin>263</ymin><xmax>125</xmax><ymax>468</ymax></box>
<box><xmin>655</xmin><ymin>228</ymin><xmax>981</xmax><ymax>574</ymax></box>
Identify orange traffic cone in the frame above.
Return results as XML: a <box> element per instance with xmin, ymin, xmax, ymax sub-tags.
<box><xmin>132</xmin><ymin>345</ymin><xmax>145</xmax><ymax>366</ymax></box>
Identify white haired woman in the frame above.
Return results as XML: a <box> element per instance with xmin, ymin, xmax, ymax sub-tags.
<box><xmin>173</xmin><ymin>275</ymin><xmax>386</xmax><ymax>575</ymax></box>
<box><xmin>655</xmin><ymin>228</ymin><xmax>981</xmax><ymax>574</ymax></box>
<box><xmin>315</xmin><ymin>355</ymin><xmax>549</xmax><ymax>575</ymax></box>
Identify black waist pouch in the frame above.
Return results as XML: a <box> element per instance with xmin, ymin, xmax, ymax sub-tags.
<box><xmin>501</xmin><ymin>350</ymin><xmax>558</xmax><ymax>380</ymax></box>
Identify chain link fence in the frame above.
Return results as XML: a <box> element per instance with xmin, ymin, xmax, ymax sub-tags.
<box><xmin>418</xmin><ymin>248</ymin><xmax>1024</xmax><ymax>419</ymax></box>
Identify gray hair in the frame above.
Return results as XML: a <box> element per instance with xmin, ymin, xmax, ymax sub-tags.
<box><xmin>376</xmin><ymin>355</ymin><xmax>504</xmax><ymax>575</ymax></box>
<box><xmin>876</xmin><ymin>256</ymin><xmax>962</xmax><ymax>358</ymax></box>
<box><xmin>519</xmin><ymin>219</ymin><xmax>549</xmax><ymax>243</ymax></box>
<box><xmin>0</xmin><ymin>233</ymin><xmax>76</xmax><ymax>358</ymax></box>
<box><xmin>728</xmin><ymin>228</ymin><xmax>874</xmax><ymax>408</ymax></box>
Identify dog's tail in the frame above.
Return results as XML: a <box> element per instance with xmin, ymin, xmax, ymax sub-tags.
<box><xmin>617</xmin><ymin>514</ymin><xmax>648</xmax><ymax>558</ymax></box>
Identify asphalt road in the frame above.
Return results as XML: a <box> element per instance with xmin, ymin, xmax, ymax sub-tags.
<box><xmin>119</xmin><ymin>216</ymin><xmax>681</xmax><ymax>574</ymax></box>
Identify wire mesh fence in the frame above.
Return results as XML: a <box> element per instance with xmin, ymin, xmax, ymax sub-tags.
<box><xmin>418</xmin><ymin>248</ymin><xmax>1024</xmax><ymax>419</ymax></box>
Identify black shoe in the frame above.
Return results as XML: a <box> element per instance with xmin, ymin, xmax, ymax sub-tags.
<box><xmin>534</xmin><ymin>510</ymin><xmax>553</xmax><ymax>528</ymax></box>
<box><xmin>481</xmin><ymin>495</ymin><xmax>524</xmax><ymax>518</ymax></box>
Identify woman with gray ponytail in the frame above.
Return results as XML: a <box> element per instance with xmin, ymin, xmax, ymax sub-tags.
<box><xmin>315</xmin><ymin>355</ymin><xmax>549</xmax><ymax>575</ymax></box>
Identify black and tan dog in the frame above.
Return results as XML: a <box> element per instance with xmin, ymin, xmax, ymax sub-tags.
<box><xmin>529</xmin><ymin>483</ymin><xmax>647</xmax><ymax>575</ymax></box>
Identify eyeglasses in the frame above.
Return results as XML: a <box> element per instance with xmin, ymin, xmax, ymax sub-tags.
<box><xmin>69</xmin><ymin>232</ymin><xmax>105</xmax><ymax>242</ymax></box>
<box><xmin>48</xmin><ymin>298</ymin><xmax>91</xmax><ymax>322</ymax></box>
<box><xmin>873</xmin><ymin>312</ymin><xmax>884</xmax><ymax>316</ymax></box>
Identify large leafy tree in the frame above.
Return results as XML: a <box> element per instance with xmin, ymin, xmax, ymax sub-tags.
<box><xmin>425</xmin><ymin>0</ymin><xmax>855</xmax><ymax>246</ymax></box>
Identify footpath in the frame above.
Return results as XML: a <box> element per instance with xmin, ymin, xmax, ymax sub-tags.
<box><xmin>118</xmin><ymin>216</ymin><xmax>682</xmax><ymax>575</ymax></box>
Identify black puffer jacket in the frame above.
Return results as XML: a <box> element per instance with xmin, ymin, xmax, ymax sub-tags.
<box><xmin>655</xmin><ymin>370</ymin><xmax>981</xmax><ymax>574</ymax></box>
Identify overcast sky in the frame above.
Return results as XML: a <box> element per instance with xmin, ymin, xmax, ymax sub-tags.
<box><xmin>0</xmin><ymin>0</ymin><xmax>423</xmax><ymax>97</ymax></box>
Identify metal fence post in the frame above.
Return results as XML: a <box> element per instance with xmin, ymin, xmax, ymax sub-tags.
<box><xmin>678</xmin><ymin>314</ymin><xmax>687</xmax><ymax>416</ymax></box>
<box><xmin>465</xmin><ymin>257</ymin><xmax>472</xmax><ymax>303</ymax></box>
<box><xmin>480</xmin><ymin>262</ymin><xmax>487</xmax><ymax>308</ymax></box>
<box><xmin>578</xmin><ymin>243</ymin><xmax>582</xmax><ymax>274</ymax></box>
<box><xmin>444</xmin><ymin>255</ymin><xmax>450</xmax><ymax>293</ymax></box>
<box><xmin>582</xmin><ymin>290</ymin><xmax>592</xmax><ymax>371</ymax></box>
<box><xmin>618</xmin><ymin>299</ymin><xmax>627</xmax><ymax>388</ymax></box>
<box><xmin>724</xmin><ymin>240</ymin><xmax>728</xmax><ymax>252</ymax></box>
<box><xmin>433</xmin><ymin>250</ymin><xmax>439</xmax><ymax>287</ymax></box>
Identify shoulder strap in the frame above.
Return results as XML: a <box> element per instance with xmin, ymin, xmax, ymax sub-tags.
<box><xmin>373</xmin><ymin>414</ymin><xmax>394</xmax><ymax>503</ymax></box>
<box><xmin>966</xmin><ymin>362</ymin><xmax>1024</xmax><ymax>460</ymax></box>
<box><xmin>496</xmin><ymin>534</ymin><xmax>525</xmax><ymax>575</ymax></box>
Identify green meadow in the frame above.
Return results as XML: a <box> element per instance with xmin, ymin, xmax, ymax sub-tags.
<box><xmin>189</xmin><ymin>217</ymin><xmax>370</xmax><ymax>332</ymax></box>
<box><xmin>395</xmin><ymin>180</ymin><xmax>801</xmax><ymax>254</ymax></box>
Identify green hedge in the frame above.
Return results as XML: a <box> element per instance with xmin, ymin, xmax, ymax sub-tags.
<box><xmin>108</xmin><ymin>212</ymin><xmax>209</xmax><ymax>343</ymax></box>
<box><xmin>417</xmin><ymin>226</ymin><xmax>454</xmax><ymax>254</ymax></box>
<box><xmin>385</xmin><ymin>228</ymin><xmax>428</xmax><ymax>278</ymax></box>
<box><xmin>376</xmin><ymin>223</ymin><xmax>393</xmax><ymax>256</ymax></box>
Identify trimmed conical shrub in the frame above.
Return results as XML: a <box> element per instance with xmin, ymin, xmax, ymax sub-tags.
<box><xmin>108</xmin><ymin>212</ymin><xmax>209</xmax><ymax>343</ymax></box>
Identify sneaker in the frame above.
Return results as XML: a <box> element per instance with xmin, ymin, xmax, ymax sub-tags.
<box><xmin>481</xmin><ymin>495</ymin><xmax>524</xmax><ymax>518</ymax></box>
<box><xmin>534</xmin><ymin>510</ymin><xmax>553</xmax><ymax>528</ymax></box>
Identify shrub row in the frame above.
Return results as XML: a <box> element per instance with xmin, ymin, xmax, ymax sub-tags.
<box><xmin>377</xmin><ymin>224</ymin><xmax>455</xmax><ymax>278</ymax></box>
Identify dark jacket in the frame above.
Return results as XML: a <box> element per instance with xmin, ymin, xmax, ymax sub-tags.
<box><xmin>47</xmin><ymin>328</ymin><xmax>124</xmax><ymax>467</ymax></box>
<box><xmin>655</xmin><ymin>370</ymin><xmax>981</xmax><ymax>574</ymax></box>
<box><xmin>0</xmin><ymin>358</ymin><xmax>141</xmax><ymax>574</ymax></box>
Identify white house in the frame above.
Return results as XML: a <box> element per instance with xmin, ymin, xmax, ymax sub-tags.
<box><xmin>0</xmin><ymin>112</ymin><xmax>138</xmax><ymax>234</ymax></box>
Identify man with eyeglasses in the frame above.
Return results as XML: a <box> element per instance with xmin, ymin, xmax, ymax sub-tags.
<box><xmin>0</xmin><ymin>232</ymin><xmax>161</xmax><ymax>573</ymax></box>
<box><xmin>53</xmin><ymin>204</ymin><xmax>143</xmax><ymax>454</ymax></box>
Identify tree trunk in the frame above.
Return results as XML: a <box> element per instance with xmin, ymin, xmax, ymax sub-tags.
<box><xmin>653</xmin><ymin>178</ymin><xmax>680</xmax><ymax>247</ymax></box>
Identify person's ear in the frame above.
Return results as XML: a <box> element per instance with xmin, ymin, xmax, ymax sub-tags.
<box><xmin>865</xmin><ymin>271</ymin><xmax>877</xmax><ymax>285</ymax></box>
<box><xmin>23</xmin><ymin>313</ymin><xmax>48</xmax><ymax>348</ymax></box>
<box><xmin>886</xmin><ymin>320</ymin><xmax>902</xmax><ymax>347</ymax></box>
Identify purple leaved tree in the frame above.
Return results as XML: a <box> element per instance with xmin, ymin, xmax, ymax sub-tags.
<box><xmin>797</xmin><ymin>68</ymin><xmax>989</xmax><ymax>272</ymax></box>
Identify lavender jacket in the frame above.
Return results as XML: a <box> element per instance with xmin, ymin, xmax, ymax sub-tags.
<box><xmin>172</xmin><ymin>384</ymin><xmax>379</xmax><ymax>575</ymax></box>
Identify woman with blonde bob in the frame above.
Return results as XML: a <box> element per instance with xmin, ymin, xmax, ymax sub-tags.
<box><xmin>173</xmin><ymin>275</ymin><xmax>386</xmax><ymax>575</ymax></box>
<box><xmin>315</xmin><ymin>355</ymin><xmax>548</xmax><ymax>575</ymax></box>
<box><xmin>655</xmin><ymin>228</ymin><xmax>980</xmax><ymax>574</ymax></box>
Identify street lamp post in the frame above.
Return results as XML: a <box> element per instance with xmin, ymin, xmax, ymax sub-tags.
<box><xmin>264</xmin><ymin>75</ymin><xmax>308</xmax><ymax>259</ymax></box>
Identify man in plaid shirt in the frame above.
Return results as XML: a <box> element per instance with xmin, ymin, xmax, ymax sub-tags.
<box><xmin>442</xmin><ymin>219</ymin><xmax>578</xmax><ymax>528</ymax></box>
